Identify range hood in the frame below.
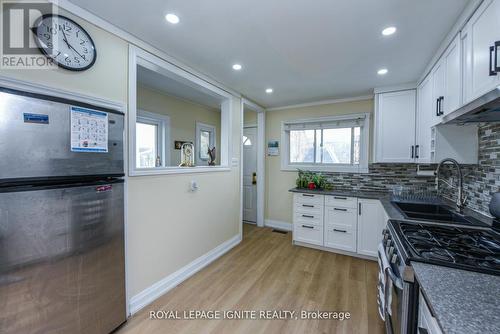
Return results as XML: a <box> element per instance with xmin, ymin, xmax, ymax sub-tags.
<box><xmin>442</xmin><ymin>86</ymin><xmax>500</xmax><ymax>123</ymax></box>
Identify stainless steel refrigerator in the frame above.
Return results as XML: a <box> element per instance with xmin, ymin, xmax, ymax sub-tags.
<box><xmin>0</xmin><ymin>87</ymin><xmax>126</xmax><ymax>334</ymax></box>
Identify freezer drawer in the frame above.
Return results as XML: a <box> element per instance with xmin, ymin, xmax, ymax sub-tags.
<box><xmin>0</xmin><ymin>88</ymin><xmax>124</xmax><ymax>181</ymax></box>
<box><xmin>0</xmin><ymin>181</ymin><xmax>126</xmax><ymax>334</ymax></box>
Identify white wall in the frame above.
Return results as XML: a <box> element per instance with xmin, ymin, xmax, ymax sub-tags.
<box><xmin>0</xmin><ymin>8</ymin><xmax>242</xmax><ymax>305</ymax></box>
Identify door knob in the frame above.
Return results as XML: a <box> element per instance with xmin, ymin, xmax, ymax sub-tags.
<box><xmin>252</xmin><ymin>172</ymin><xmax>257</xmax><ymax>185</ymax></box>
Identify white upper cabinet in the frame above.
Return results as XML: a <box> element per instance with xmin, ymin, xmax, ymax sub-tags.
<box><xmin>431</xmin><ymin>58</ymin><xmax>446</xmax><ymax>123</ymax></box>
<box><xmin>416</xmin><ymin>75</ymin><xmax>434</xmax><ymax>163</ymax></box>
<box><xmin>462</xmin><ymin>0</ymin><xmax>500</xmax><ymax>104</ymax></box>
<box><xmin>443</xmin><ymin>35</ymin><xmax>462</xmax><ymax>115</ymax></box>
<box><xmin>375</xmin><ymin>89</ymin><xmax>417</xmax><ymax>163</ymax></box>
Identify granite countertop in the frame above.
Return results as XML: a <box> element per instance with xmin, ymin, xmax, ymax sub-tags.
<box><xmin>412</xmin><ymin>262</ymin><xmax>500</xmax><ymax>334</ymax></box>
<box><xmin>288</xmin><ymin>187</ymin><xmax>390</xmax><ymax>200</ymax></box>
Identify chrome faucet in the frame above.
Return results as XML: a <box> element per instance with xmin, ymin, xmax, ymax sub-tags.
<box><xmin>435</xmin><ymin>158</ymin><xmax>466</xmax><ymax>212</ymax></box>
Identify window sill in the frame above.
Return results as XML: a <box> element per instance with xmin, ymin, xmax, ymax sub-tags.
<box><xmin>281</xmin><ymin>164</ymin><xmax>369</xmax><ymax>174</ymax></box>
<box><xmin>129</xmin><ymin>165</ymin><xmax>231</xmax><ymax>176</ymax></box>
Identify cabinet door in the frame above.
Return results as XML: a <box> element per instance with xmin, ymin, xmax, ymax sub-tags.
<box><xmin>432</xmin><ymin>59</ymin><xmax>445</xmax><ymax>123</ymax></box>
<box><xmin>375</xmin><ymin>90</ymin><xmax>416</xmax><ymax>163</ymax></box>
<box><xmin>443</xmin><ymin>35</ymin><xmax>462</xmax><ymax>115</ymax></box>
<box><xmin>357</xmin><ymin>199</ymin><xmax>385</xmax><ymax>257</ymax></box>
<box><xmin>463</xmin><ymin>0</ymin><xmax>500</xmax><ymax>103</ymax></box>
<box><xmin>416</xmin><ymin>75</ymin><xmax>433</xmax><ymax>163</ymax></box>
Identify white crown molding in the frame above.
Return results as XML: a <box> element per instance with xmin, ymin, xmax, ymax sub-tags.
<box><xmin>373</xmin><ymin>83</ymin><xmax>417</xmax><ymax>94</ymax></box>
<box><xmin>129</xmin><ymin>234</ymin><xmax>241</xmax><ymax>315</ymax></box>
<box><xmin>266</xmin><ymin>95</ymin><xmax>373</xmax><ymax>111</ymax></box>
<box><xmin>55</xmin><ymin>0</ymin><xmax>243</xmax><ymax>99</ymax></box>
<box><xmin>264</xmin><ymin>219</ymin><xmax>292</xmax><ymax>231</ymax></box>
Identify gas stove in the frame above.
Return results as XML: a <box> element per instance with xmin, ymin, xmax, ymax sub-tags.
<box><xmin>388</xmin><ymin>220</ymin><xmax>500</xmax><ymax>276</ymax></box>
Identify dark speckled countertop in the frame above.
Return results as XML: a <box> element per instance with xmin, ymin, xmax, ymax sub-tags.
<box><xmin>412</xmin><ymin>262</ymin><xmax>500</xmax><ymax>334</ymax></box>
<box><xmin>290</xmin><ymin>187</ymin><xmax>500</xmax><ymax>333</ymax></box>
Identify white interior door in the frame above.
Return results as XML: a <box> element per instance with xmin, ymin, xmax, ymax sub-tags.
<box><xmin>243</xmin><ymin>127</ymin><xmax>257</xmax><ymax>223</ymax></box>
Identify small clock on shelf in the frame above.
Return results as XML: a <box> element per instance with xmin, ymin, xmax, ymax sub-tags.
<box><xmin>32</xmin><ymin>14</ymin><xmax>97</xmax><ymax>71</ymax></box>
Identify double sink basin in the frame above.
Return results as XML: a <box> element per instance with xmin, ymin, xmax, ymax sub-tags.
<box><xmin>392</xmin><ymin>202</ymin><xmax>487</xmax><ymax>227</ymax></box>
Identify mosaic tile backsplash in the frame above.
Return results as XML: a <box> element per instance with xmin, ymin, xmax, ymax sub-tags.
<box><xmin>319</xmin><ymin>123</ymin><xmax>500</xmax><ymax>217</ymax></box>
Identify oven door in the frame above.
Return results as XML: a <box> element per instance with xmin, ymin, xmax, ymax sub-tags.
<box><xmin>378</xmin><ymin>246</ymin><xmax>406</xmax><ymax>334</ymax></box>
<box><xmin>386</xmin><ymin>272</ymin><xmax>403</xmax><ymax>334</ymax></box>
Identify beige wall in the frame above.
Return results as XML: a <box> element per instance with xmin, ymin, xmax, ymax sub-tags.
<box><xmin>137</xmin><ymin>85</ymin><xmax>222</xmax><ymax>165</ymax></box>
<box><xmin>244</xmin><ymin>109</ymin><xmax>257</xmax><ymax>126</ymax></box>
<box><xmin>1</xmin><ymin>9</ymin><xmax>241</xmax><ymax>301</ymax></box>
<box><xmin>265</xmin><ymin>99</ymin><xmax>374</xmax><ymax>224</ymax></box>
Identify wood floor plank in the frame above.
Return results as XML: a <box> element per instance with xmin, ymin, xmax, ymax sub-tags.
<box><xmin>117</xmin><ymin>225</ymin><xmax>384</xmax><ymax>334</ymax></box>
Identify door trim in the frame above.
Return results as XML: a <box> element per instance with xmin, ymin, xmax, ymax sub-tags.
<box><xmin>240</xmin><ymin>99</ymin><xmax>265</xmax><ymax>235</ymax></box>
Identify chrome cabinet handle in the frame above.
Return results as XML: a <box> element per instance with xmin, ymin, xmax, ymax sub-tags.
<box><xmin>495</xmin><ymin>41</ymin><xmax>500</xmax><ymax>73</ymax></box>
<box><xmin>490</xmin><ymin>45</ymin><xmax>497</xmax><ymax>76</ymax></box>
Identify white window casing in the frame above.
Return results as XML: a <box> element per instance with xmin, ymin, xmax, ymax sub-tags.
<box><xmin>281</xmin><ymin>113</ymin><xmax>370</xmax><ymax>173</ymax></box>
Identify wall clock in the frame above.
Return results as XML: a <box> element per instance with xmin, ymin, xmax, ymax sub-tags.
<box><xmin>32</xmin><ymin>14</ymin><xmax>97</xmax><ymax>71</ymax></box>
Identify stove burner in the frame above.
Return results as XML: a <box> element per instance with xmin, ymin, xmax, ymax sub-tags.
<box><xmin>394</xmin><ymin>222</ymin><xmax>500</xmax><ymax>275</ymax></box>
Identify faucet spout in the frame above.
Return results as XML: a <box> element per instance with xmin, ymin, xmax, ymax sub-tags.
<box><xmin>435</xmin><ymin>158</ymin><xmax>465</xmax><ymax>212</ymax></box>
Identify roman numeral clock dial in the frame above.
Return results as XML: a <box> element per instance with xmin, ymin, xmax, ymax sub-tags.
<box><xmin>32</xmin><ymin>14</ymin><xmax>97</xmax><ymax>71</ymax></box>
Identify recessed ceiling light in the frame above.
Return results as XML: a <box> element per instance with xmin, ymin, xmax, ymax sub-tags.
<box><xmin>265</xmin><ymin>88</ymin><xmax>273</xmax><ymax>94</ymax></box>
<box><xmin>382</xmin><ymin>26</ymin><xmax>397</xmax><ymax>36</ymax></box>
<box><xmin>165</xmin><ymin>13</ymin><xmax>179</xmax><ymax>24</ymax></box>
<box><xmin>377</xmin><ymin>68</ymin><xmax>388</xmax><ymax>75</ymax></box>
<box><xmin>232</xmin><ymin>64</ymin><xmax>242</xmax><ymax>70</ymax></box>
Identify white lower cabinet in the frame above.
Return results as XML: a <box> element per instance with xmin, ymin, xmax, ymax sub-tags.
<box><xmin>292</xmin><ymin>193</ymin><xmax>387</xmax><ymax>259</ymax></box>
<box><xmin>357</xmin><ymin>199</ymin><xmax>386</xmax><ymax>257</ymax></box>
<box><xmin>418</xmin><ymin>293</ymin><xmax>443</xmax><ymax>334</ymax></box>
<box><xmin>324</xmin><ymin>206</ymin><xmax>357</xmax><ymax>252</ymax></box>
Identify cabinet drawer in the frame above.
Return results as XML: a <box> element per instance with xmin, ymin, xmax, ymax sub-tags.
<box><xmin>324</xmin><ymin>223</ymin><xmax>356</xmax><ymax>252</ymax></box>
<box><xmin>293</xmin><ymin>213</ymin><xmax>322</xmax><ymax>226</ymax></box>
<box><xmin>294</xmin><ymin>193</ymin><xmax>324</xmax><ymax>206</ymax></box>
<box><xmin>324</xmin><ymin>206</ymin><xmax>357</xmax><ymax>227</ymax></box>
<box><xmin>325</xmin><ymin>195</ymin><xmax>357</xmax><ymax>209</ymax></box>
<box><xmin>294</xmin><ymin>202</ymin><xmax>323</xmax><ymax>216</ymax></box>
<box><xmin>293</xmin><ymin>223</ymin><xmax>323</xmax><ymax>246</ymax></box>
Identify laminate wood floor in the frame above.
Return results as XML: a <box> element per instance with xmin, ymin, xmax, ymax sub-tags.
<box><xmin>117</xmin><ymin>224</ymin><xmax>384</xmax><ymax>334</ymax></box>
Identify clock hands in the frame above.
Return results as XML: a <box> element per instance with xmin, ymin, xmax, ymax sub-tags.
<box><xmin>61</xmin><ymin>28</ymin><xmax>86</xmax><ymax>61</ymax></box>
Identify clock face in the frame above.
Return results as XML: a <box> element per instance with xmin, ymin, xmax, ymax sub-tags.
<box><xmin>32</xmin><ymin>14</ymin><xmax>96</xmax><ymax>71</ymax></box>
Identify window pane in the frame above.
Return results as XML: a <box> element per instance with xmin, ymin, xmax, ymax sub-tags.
<box><xmin>353</xmin><ymin>127</ymin><xmax>361</xmax><ymax>164</ymax></box>
<box><xmin>136</xmin><ymin>122</ymin><xmax>158</xmax><ymax>168</ymax></box>
<box><xmin>290</xmin><ymin>130</ymin><xmax>315</xmax><ymax>163</ymax></box>
<box><xmin>322</xmin><ymin>128</ymin><xmax>352</xmax><ymax>164</ymax></box>
<box><xmin>200</xmin><ymin>130</ymin><xmax>210</xmax><ymax>159</ymax></box>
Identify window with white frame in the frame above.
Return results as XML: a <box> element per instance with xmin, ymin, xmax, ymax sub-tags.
<box><xmin>136</xmin><ymin>110</ymin><xmax>170</xmax><ymax>169</ymax></box>
<box><xmin>195</xmin><ymin>122</ymin><xmax>216</xmax><ymax>165</ymax></box>
<box><xmin>281</xmin><ymin>113</ymin><xmax>370</xmax><ymax>173</ymax></box>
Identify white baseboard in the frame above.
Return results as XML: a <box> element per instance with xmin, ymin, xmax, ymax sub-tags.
<box><xmin>264</xmin><ymin>219</ymin><xmax>292</xmax><ymax>231</ymax></box>
<box><xmin>129</xmin><ymin>234</ymin><xmax>241</xmax><ymax>315</ymax></box>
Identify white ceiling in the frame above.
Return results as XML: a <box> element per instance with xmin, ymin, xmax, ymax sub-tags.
<box><xmin>70</xmin><ymin>0</ymin><xmax>469</xmax><ymax>108</ymax></box>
